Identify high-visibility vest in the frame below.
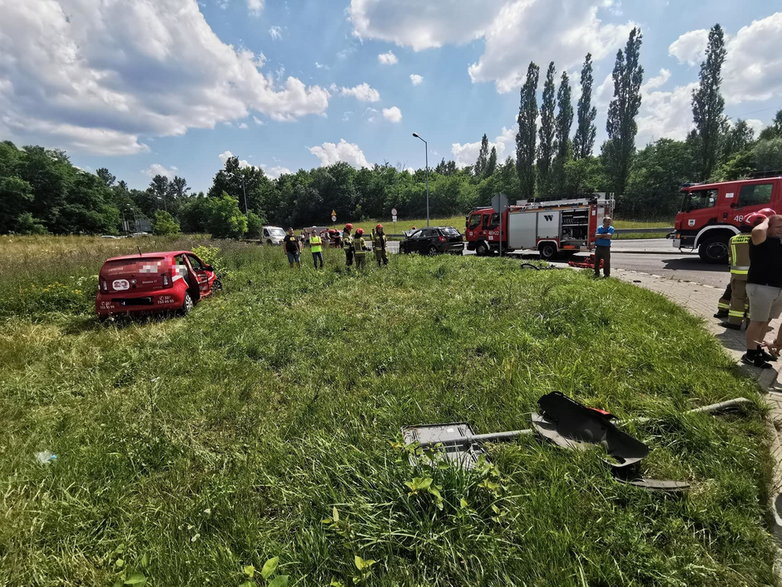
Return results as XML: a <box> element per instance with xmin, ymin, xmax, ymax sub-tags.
<box><xmin>342</xmin><ymin>233</ymin><xmax>353</xmax><ymax>251</ymax></box>
<box><xmin>729</xmin><ymin>234</ymin><xmax>751</xmax><ymax>276</ymax></box>
<box><xmin>373</xmin><ymin>233</ymin><xmax>386</xmax><ymax>250</ymax></box>
<box><xmin>310</xmin><ymin>234</ymin><xmax>322</xmax><ymax>253</ymax></box>
<box><xmin>354</xmin><ymin>236</ymin><xmax>367</xmax><ymax>255</ymax></box>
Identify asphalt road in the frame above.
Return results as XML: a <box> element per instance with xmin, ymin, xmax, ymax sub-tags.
<box><xmin>387</xmin><ymin>238</ymin><xmax>730</xmax><ymax>288</ymax></box>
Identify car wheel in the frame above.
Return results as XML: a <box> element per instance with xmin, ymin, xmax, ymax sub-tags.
<box><xmin>475</xmin><ymin>242</ymin><xmax>490</xmax><ymax>256</ymax></box>
<box><xmin>426</xmin><ymin>245</ymin><xmax>438</xmax><ymax>256</ymax></box>
<box><xmin>539</xmin><ymin>242</ymin><xmax>557</xmax><ymax>260</ymax></box>
<box><xmin>179</xmin><ymin>293</ymin><xmax>194</xmax><ymax>316</ymax></box>
<box><xmin>266</xmin><ymin>240</ymin><xmax>273</xmax><ymax>246</ymax></box>
<box><xmin>211</xmin><ymin>278</ymin><xmax>223</xmax><ymax>293</ymax></box>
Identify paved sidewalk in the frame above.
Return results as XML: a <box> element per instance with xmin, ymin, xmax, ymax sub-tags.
<box><xmin>613</xmin><ymin>266</ymin><xmax>782</xmax><ymax>566</ymax></box>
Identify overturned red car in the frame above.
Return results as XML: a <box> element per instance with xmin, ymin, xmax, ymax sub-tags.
<box><xmin>96</xmin><ymin>250</ymin><xmax>219</xmax><ymax>318</ymax></box>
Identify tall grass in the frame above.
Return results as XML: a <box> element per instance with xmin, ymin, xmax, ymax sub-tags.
<box><xmin>0</xmin><ymin>237</ymin><xmax>775</xmax><ymax>585</ymax></box>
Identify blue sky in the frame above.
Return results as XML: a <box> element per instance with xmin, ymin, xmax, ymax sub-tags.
<box><xmin>1</xmin><ymin>1</ymin><xmax>780</xmax><ymax>193</ymax></box>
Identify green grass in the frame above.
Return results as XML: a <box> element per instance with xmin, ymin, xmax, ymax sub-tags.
<box><xmin>0</xmin><ymin>237</ymin><xmax>776</xmax><ymax>586</ymax></box>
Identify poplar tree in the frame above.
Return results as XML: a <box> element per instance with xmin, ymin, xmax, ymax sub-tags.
<box><xmin>537</xmin><ymin>62</ymin><xmax>557</xmax><ymax>196</ymax></box>
<box><xmin>486</xmin><ymin>146</ymin><xmax>498</xmax><ymax>176</ymax></box>
<box><xmin>602</xmin><ymin>28</ymin><xmax>644</xmax><ymax>195</ymax></box>
<box><xmin>516</xmin><ymin>62</ymin><xmax>540</xmax><ymax>198</ymax></box>
<box><xmin>474</xmin><ymin>134</ymin><xmax>489</xmax><ymax>176</ymax></box>
<box><xmin>553</xmin><ymin>71</ymin><xmax>573</xmax><ymax>193</ymax></box>
<box><xmin>691</xmin><ymin>24</ymin><xmax>726</xmax><ymax>181</ymax></box>
<box><xmin>573</xmin><ymin>53</ymin><xmax>596</xmax><ymax>160</ymax></box>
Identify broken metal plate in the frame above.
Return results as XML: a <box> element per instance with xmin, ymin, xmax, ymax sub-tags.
<box><xmin>401</xmin><ymin>422</ymin><xmax>487</xmax><ymax>469</ymax></box>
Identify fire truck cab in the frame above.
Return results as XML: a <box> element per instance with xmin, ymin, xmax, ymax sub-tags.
<box><xmin>465</xmin><ymin>196</ymin><xmax>613</xmax><ymax>259</ymax></box>
<box><xmin>672</xmin><ymin>176</ymin><xmax>782</xmax><ymax>263</ymax></box>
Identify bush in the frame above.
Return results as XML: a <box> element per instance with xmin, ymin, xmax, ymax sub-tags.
<box><xmin>152</xmin><ymin>210</ymin><xmax>181</xmax><ymax>236</ymax></box>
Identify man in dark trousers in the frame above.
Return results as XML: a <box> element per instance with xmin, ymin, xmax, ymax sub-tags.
<box><xmin>342</xmin><ymin>223</ymin><xmax>354</xmax><ymax>268</ymax></box>
<box><xmin>743</xmin><ymin>208</ymin><xmax>782</xmax><ymax>368</ymax></box>
<box><xmin>283</xmin><ymin>227</ymin><xmax>301</xmax><ymax>269</ymax></box>
<box><xmin>593</xmin><ymin>216</ymin><xmax>614</xmax><ymax>278</ymax></box>
<box><xmin>372</xmin><ymin>223</ymin><xmax>389</xmax><ymax>266</ymax></box>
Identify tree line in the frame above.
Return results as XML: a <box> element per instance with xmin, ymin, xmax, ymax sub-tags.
<box><xmin>2</xmin><ymin>23</ymin><xmax>782</xmax><ymax>237</ymax></box>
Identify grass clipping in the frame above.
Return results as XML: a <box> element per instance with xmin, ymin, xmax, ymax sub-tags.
<box><xmin>0</xmin><ymin>242</ymin><xmax>775</xmax><ymax>586</ymax></box>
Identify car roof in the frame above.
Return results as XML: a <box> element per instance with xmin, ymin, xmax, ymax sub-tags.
<box><xmin>103</xmin><ymin>251</ymin><xmax>193</xmax><ymax>263</ymax></box>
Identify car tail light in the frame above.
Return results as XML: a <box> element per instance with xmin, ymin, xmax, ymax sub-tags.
<box><xmin>438</xmin><ymin>236</ymin><xmax>446</xmax><ymax>242</ymax></box>
<box><xmin>161</xmin><ymin>273</ymin><xmax>170</xmax><ymax>287</ymax></box>
<box><xmin>100</xmin><ymin>279</ymin><xmax>108</xmax><ymax>292</ymax></box>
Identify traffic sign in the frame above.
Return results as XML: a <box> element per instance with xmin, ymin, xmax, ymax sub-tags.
<box><xmin>392</xmin><ymin>215</ymin><xmax>398</xmax><ymax>222</ymax></box>
<box><xmin>331</xmin><ymin>209</ymin><xmax>336</xmax><ymax>216</ymax></box>
<box><xmin>391</xmin><ymin>207</ymin><xmax>398</xmax><ymax>216</ymax></box>
<box><xmin>331</xmin><ymin>215</ymin><xmax>337</xmax><ymax>222</ymax></box>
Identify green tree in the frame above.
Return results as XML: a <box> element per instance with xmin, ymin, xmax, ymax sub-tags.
<box><xmin>516</xmin><ymin>61</ymin><xmax>540</xmax><ymax>198</ymax></box>
<box><xmin>485</xmin><ymin>147</ymin><xmax>498</xmax><ymax>177</ymax></box>
<box><xmin>752</xmin><ymin>138</ymin><xmax>782</xmax><ymax>172</ymax></box>
<box><xmin>474</xmin><ymin>134</ymin><xmax>489</xmax><ymax>177</ymax></box>
<box><xmin>622</xmin><ymin>139</ymin><xmax>694</xmax><ymax>219</ymax></box>
<box><xmin>553</xmin><ymin>71</ymin><xmax>574</xmax><ymax>194</ymax></box>
<box><xmin>95</xmin><ymin>167</ymin><xmax>116</xmax><ymax>187</ymax></box>
<box><xmin>691</xmin><ymin>24</ymin><xmax>727</xmax><ymax>180</ymax></box>
<box><xmin>246</xmin><ymin>211</ymin><xmax>264</xmax><ymax>238</ymax></box>
<box><xmin>15</xmin><ymin>212</ymin><xmax>47</xmax><ymax>234</ymax></box>
<box><xmin>0</xmin><ymin>176</ymin><xmax>33</xmax><ymax>233</ymax></box>
<box><xmin>759</xmin><ymin>110</ymin><xmax>782</xmax><ymax>141</ymax></box>
<box><xmin>206</xmin><ymin>193</ymin><xmax>248</xmax><ymax>239</ymax></box>
<box><xmin>602</xmin><ymin>28</ymin><xmax>644</xmax><ymax>195</ymax></box>
<box><xmin>152</xmin><ymin>210</ymin><xmax>181</xmax><ymax>236</ymax></box>
<box><xmin>573</xmin><ymin>54</ymin><xmax>597</xmax><ymax>159</ymax></box>
<box><xmin>722</xmin><ymin>119</ymin><xmax>755</xmax><ymax>160</ymax></box>
<box><xmin>537</xmin><ymin>62</ymin><xmax>557</xmax><ymax>197</ymax></box>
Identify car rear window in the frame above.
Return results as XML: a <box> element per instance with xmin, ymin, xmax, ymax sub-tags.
<box><xmin>440</xmin><ymin>227</ymin><xmax>460</xmax><ymax>236</ymax></box>
<box><xmin>101</xmin><ymin>257</ymin><xmax>165</xmax><ymax>275</ymax></box>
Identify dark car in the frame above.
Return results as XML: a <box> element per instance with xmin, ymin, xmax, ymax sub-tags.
<box><xmin>399</xmin><ymin>226</ymin><xmax>463</xmax><ymax>255</ymax></box>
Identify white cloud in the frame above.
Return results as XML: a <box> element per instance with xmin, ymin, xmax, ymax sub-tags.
<box><xmin>340</xmin><ymin>82</ymin><xmax>381</xmax><ymax>102</ymax></box>
<box><xmin>218</xmin><ymin>150</ymin><xmax>252</xmax><ymax>168</ymax></box>
<box><xmin>143</xmin><ymin>163</ymin><xmax>178</xmax><ymax>178</ymax></box>
<box><xmin>350</xmin><ymin>0</ymin><xmax>633</xmax><ymax>93</ymax></box>
<box><xmin>269</xmin><ymin>25</ymin><xmax>282</xmax><ymax>40</ymax></box>
<box><xmin>252</xmin><ymin>116</ymin><xmax>265</xmax><ymax>125</ymax></box>
<box><xmin>635</xmin><ymin>81</ymin><xmax>698</xmax><ymax>146</ymax></box>
<box><xmin>409</xmin><ymin>74</ymin><xmax>423</xmax><ymax>86</ymax></box>
<box><xmin>248</xmin><ymin>0</ymin><xmax>263</xmax><ymax>16</ymax></box>
<box><xmin>351</xmin><ymin>0</ymin><xmax>505</xmax><ymax>51</ymax></box>
<box><xmin>382</xmin><ymin>106</ymin><xmax>402</xmax><ymax>123</ymax></box>
<box><xmin>378</xmin><ymin>51</ymin><xmax>398</xmax><ymax>65</ymax></box>
<box><xmin>668</xmin><ymin>29</ymin><xmax>709</xmax><ymax>66</ymax></box>
<box><xmin>644</xmin><ymin>68</ymin><xmax>671</xmax><ymax>92</ymax></box>
<box><xmin>451</xmin><ymin>126</ymin><xmax>515</xmax><ymax>168</ymax></box>
<box><xmin>238</xmin><ymin>122</ymin><xmax>248</xmax><ymax>129</ymax></box>
<box><xmin>0</xmin><ymin>0</ymin><xmax>329</xmax><ymax>154</ymax></box>
<box><xmin>722</xmin><ymin>12</ymin><xmax>782</xmax><ymax>104</ymax></box>
<box><xmin>308</xmin><ymin>139</ymin><xmax>370</xmax><ymax>168</ymax></box>
<box><xmin>262</xmin><ymin>164</ymin><xmax>290</xmax><ymax>179</ymax></box>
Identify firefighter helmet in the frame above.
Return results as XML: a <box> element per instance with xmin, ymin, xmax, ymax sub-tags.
<box><xmin>758</xmin><ymin>207</ymin><xmax>777</xmax><ymax>217</ymax></box>
<box><xmin>376</xmin><ymin>223</ymin><xmax>383</xmax><ymax>230</ymax></box>
<box><xmin>344</xmin><ymin>223</ymin><xmax>353</xmax><ymax>230</ymax></box>
<box><xmin>355</xmin><ymin>228</ymin><xmax>364</xmax><ymax>235</ymax></box>
<box><xmin>744</xmin><ymin>211</ymin><xmax>774</xmax><ymax>227</ymax></box>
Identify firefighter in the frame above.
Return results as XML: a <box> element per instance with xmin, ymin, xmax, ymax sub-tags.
<box><xmin>309</xmin><ymin>226</ymin><xmax>324</xmax><ymax>269</ymax></box>
<box><xmin>342</xmin><ymin>223</ymin><xmax>354</xmax><ymax>267</ymax></box>
<box><xmin>721</xmin><ymin>216</ymin><xmax>755</xmax><ymax>329</ymax></box>
<box><xmin>714</xmin><ymin>284</ymin><xmax>731</xmax><ymax>318</ymax></box>
<box><xmin>353</xmin><ymin>228</ymin><xmax>368</xmax><ymax>270</ymax></box>
<box><xmin>372</xmin><ymin>223</ymin><xmax>388</xmax><ymax>266</ymax></box>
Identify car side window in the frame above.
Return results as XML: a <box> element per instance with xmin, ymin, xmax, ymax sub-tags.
<box><xmin>409</xmin><ymin>230</ymin><xmax>422</xmax><ymax>239</ymax></box>
<box><xmin>738</xmin><ymin>183</ymin><xmax>773</xmax><ymax>207</ymax></box>
<box><xmin>187</xmin><ymin>254</ymin><xmax>204</xmax><ymax>270</ymax></box>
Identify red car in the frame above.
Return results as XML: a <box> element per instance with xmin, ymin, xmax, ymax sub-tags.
<box><xmin>96</xmin><ymin>250</ymin><xmax>219</xmax><ymax>318</ymax></box>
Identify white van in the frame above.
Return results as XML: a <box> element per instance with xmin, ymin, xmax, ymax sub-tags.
<box><xmin>262</xmin><ymin>226</ymin><xmax>286</xmax><ymax>246</ymax></box>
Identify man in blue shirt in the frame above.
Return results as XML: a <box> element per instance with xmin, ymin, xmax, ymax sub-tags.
<box><xmin>594</xmin><ymin>217</ymin><xmax>614</xmax><ymax>277</ymax></box>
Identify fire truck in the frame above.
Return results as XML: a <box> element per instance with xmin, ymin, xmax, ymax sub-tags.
<box><xmin>671</xmin><ymin>175</ymin><xmax>782</xmax><ymax>263</ymax></box>
<box><xmin>464</xmin><ymin>196</ymin><xmax>614</xmax><ymax>259</ymax></box>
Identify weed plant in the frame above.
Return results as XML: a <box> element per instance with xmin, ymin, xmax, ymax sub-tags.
<box><xmin>0</xmin><ymin>237</ymin><xmax>775</xmax><ymax>585</ymax></box>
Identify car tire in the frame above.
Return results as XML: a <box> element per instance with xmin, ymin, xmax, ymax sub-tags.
<box><xmin>427</xmin><ymin>245</ymin><xmax>438</xmax><ymax>256</ymax></box>
<box><xmin>212</xmin><ymin>278</ymin><xmax>223</xmax><ymax>293</ymax></box>
<box><xmin>266</xmin><ymin>240</ymin><xmax>273</xmax><ymax>246</ymax></box>
<box><xmin>539</xmin><ymin>242</ymin><xmax>557</xmax><ymax>260</ymax></box>
<box><xmin>698</xmin><ymin>237</ymin><xmax>729</xmax><ymax>264</ymax></box>
<box><xmin>179</xmin><ymin>293</ymin><xmax>194</xmax><ymax>316</ymax></box>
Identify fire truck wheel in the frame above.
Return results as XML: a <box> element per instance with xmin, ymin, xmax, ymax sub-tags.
<box><xmin>539</xmin><ymin>242</ymin><xmax>557</xmax><ymax>260</ymax></box>
<box><xmin>475</xmin><ymin>242</ymin><xmax>490</xmax><ymax>256</ymax></box>
<box><xmin>698</xmin><ymin>238</ymin><xmax>729</xmax><ymax>264</ymax></box>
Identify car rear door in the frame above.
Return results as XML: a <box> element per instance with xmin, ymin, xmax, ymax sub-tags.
<box><xmin>100</xmin><ymin>257</ymin><xmax>167</xmax><ymax>294</ymax></box>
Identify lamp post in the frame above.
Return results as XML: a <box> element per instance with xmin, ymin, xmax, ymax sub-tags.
<box><xmin>241</xmin><ymin>175</ymin><xmax>248</xmax><ymax>215</ymax></box>
<box><xmin>412</xmin><ymin>132</ymin><xmax>430</xmax><ymax>227</ymax></box>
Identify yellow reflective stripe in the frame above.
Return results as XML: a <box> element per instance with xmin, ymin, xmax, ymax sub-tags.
<box><xmin>728</xmin><ymin>310</ymin><xmax>745</xmax><ymax>317</ymax></box>
<box><xmin>730</xmin><ymin>268</ymin><xmax>749</xmax><ymax>275</ymax></box>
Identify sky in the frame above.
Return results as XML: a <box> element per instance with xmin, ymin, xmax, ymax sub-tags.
<box><xmin>1</xmin><ymin>0</ymin><xmax>780</xmax><ymax>194</ymax></box>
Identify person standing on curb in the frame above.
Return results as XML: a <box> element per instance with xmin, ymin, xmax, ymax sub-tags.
<box><xmin>309</xmin><ymin>227</ymin><xmax>324</xmax><ymax>269</ymax></box>
<box><xmin>721</xmin><ymin>217</ymin><xmax>755</xmax><ymax>329</ymax></box>
<box><xmin>373</xmin><ymin>224</ymin><xmax>389</xmax><ymax>267</ymax></box>
<box><xmin>342</xmin><ymin>223</ymin><xmax>354</xmax><ymax>268</ymax></box>
<box><xmin>353</xmin><ymin>228</ymin><xmax>368</xmax><ymax>270</ymax></box>
<box><xmin>593</xmin><ymin>216</ymin><xmax>614</xmax><ymax>278</ymax></box>
<box><xmin>283</xmin><ymin>227</ymin><xmax>301</xmax><ymax>269</ymax></box>
<box><xmin>742</xmin><ymin>209</ymin><xmax>782</xmax><ymax>368</ymax></box>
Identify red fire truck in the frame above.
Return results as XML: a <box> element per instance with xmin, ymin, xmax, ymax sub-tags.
<box><xmin>464</xmin><ymin>196</ymin><xmax>614</xmax><ymax>259</ymax></box>
<box><xmin>671</xmin><ymin>176</ymin><xmax>782</xmax><ymax>263</ymax></box>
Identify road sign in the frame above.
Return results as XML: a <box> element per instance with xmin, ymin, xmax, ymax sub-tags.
<box><xmin>391</xmin><ymin>207</ymin><xmax>398</xmax><ymax>216</ymax></box>
<box><xmin>331</xmin><ymin>215</ymin><xmax>337</xmax><ymax>222</ymax></box>
<box><xmin>491</xmin><ymin>193</ymin><xmax>509</xmax><ymax>211</ymax></box>
<box><xmin>331</xmin><ymin>209</ymin><xmax>336</xmax><ymax>216</ymax></box>
<box><xmin>392</xmin><ymin>215</ymin><xmax>397</xmax><ymax>222</ymax></box>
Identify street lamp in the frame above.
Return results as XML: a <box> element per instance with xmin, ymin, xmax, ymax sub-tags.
<box><xmin>412</xmin><ymin>132</ymin><xmax>430</xmax><ymax>227</ymax></box>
